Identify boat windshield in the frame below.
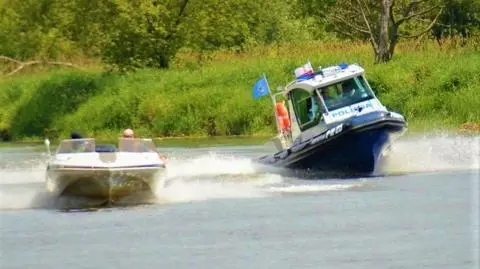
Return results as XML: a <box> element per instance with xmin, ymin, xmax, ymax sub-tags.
<box><xmin>118</xmin><ymin>138</ymin><xmax>157</xmax><ymax>153</ymax></box>
<box><xmin>289</xmin><ymin>89</ymin><xmax>324</xmax><ymax>131</ymax></box>
<box><xmin>56</xmin><ymin>139</ymin><xmax>96</xmax><ymax>153</ymax></box>
<box><xmin>318</xmin><ymin>76</ymin><xmax>375</xmax><ymax>111</ymax></box>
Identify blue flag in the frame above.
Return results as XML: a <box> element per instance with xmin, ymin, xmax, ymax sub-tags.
<box><xmin>252</xmin><ymin>76</ymin><xmax>270</xmax><ymax>100</ymax></box>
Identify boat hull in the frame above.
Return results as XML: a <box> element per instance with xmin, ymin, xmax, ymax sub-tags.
<box><xmin>46</xmin><ymin>166</ymin><xmax>163</xmax><ymax>208</ymax></box>
<box><xmin>257</xmin><ymin>111</ymin><xmax>406</xmax><ymax>176</ymax></box>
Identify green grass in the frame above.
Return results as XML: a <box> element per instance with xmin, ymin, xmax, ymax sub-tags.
<box><xmin>1</xmin><ymin>40</ymin><xmax>479</xmax><ymax>141</ymax></box>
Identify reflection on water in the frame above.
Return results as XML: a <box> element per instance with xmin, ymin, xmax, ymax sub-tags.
<box><xmin>0</xmin><ymin>133</ymin><xmax>478</xmax><ymax>269</ymax></box>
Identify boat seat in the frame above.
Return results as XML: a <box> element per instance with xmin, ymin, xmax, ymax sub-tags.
<box><xmin>95</xmin><ymin>144</ymin><xmax>117</xmax><ymax>152</ymax></box>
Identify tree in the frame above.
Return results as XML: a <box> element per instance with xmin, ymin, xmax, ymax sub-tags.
<box><xmin>103</xmin><ymin>0</ymin><xmax>306</xmax><ymax>70</ymax></box>
<box><xmin>0</xmin><ymin>0</ymin><xmax>323</xmax><ymax>70</ymax></box>
<box><xmin>327</xmin><ymin>0</ymin><xmax>443</xmax><ymax>63</ymax></box>
<box><xmin>181</xmin><ymin>0</ymin><xmax>305</xmax><ymax>53</ymax></box>
<box><xmin>0</xmin><ymin>0</ymin><xmax>77</xmax><ymax>60</ymax></box>
<box><xmin>431</xmin><ymin>0</ymin><xmax>480</xmax><ymax>45</ymax></box>
<box><xmin>65</xmin><ymin>0</ymin><xmax>118</xmax><ymax>58</ymax></box>
<box><xmin>291</xmin><ymin>0</ymin><xmax>338</xmax><ymax>40</ymax></box>
<box><xmin>101</xmin><ymin>0</ymin><xmax>190</xmax><ymax>70</ymax></box>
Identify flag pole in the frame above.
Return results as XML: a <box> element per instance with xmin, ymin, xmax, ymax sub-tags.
<box><xmin>263</xmin><ymin>73</ymin><xmax>281</xmax><ymax>134</ymax></box>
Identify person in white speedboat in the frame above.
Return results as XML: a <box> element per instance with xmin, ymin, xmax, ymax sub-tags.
<box><xmin>120</xmin><ymin>128</ymin><xmax>143</xmax><ymax>152</ymax></box>
<box><xmin>121</xmin><ymin>128</ymin><xmax>167</xmax><ymax>161</ymax></box>
<box><xmin>71</xmin><ymin>131</ymin><xmax>83</xmax><ymax>139</ymax></box>
<box><xmin>70</xmin><ymin>131</ymin><xmax>91</xmax><ymax>153</ymax></box>
<box><xmin>122</xmin><ymin>128</ymin><xmax>134</xmax><ymax>139</ymax></box>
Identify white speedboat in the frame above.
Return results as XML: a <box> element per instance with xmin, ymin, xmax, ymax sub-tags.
<box><xmin>44</xmin><ymin>138</ymin><xmax>166</xmax><ymax>208</ymax></box>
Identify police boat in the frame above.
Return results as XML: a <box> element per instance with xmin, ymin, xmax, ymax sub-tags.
<box><xmin>253</xmin><ymin>62</ymin><xmax>407</xmax><ymax>176</ymax></box>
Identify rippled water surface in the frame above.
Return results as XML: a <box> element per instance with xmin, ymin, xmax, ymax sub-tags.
<box><xmin>0</xmin><ymin>134</ymin><xmax>478</xmax><ymax>269</ymax></box>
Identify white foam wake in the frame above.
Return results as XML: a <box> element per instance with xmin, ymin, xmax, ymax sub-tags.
<box><xmin>162</xmin><ymin>152</ymin><xmax>259</xmax><ymax>178</ymax></box>
<box><xmin>0</xmin><ymin>162</ymin><xmax>54</xmax><ymax>210</ymax></box>
<box><xmin>268</xmin><ymin>182</ymin><xmax>364</xmax><ymax>193</ymax></box>
<box><xmin>2</xmin><ymin>133</ymin><xmax>476</xmax><ymax>210</ymax></box>
<box><xmin>380</xmin><ymin>133</ymin><xmax>479</xmax><ymax>174</ymax></box>
<box><xmin>155</xmin><ymin>153</ymin><xmax>283</xmax><ymax>203</ymax></box>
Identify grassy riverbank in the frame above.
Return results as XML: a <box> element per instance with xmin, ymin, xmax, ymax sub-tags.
<box><xmin>1</xmin><ymin>41</ymin><xmax>479</xmax><ymax>141</ymax></box>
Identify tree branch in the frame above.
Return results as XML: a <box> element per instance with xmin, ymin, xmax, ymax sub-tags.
<box><xmin>0</xmin><ymin>55</ymin><xmax>23</xmax><ymax>65</ymax></box>
<box><xmin>165</xmin><ymin>0</ymin><xmax>190</xmax><ymax>41</ymax></box>
<box><xmin>331</xmin><ymin>27</ymin><xmax>358</xmax><ymax>40</ymax></box>
<box><xmin>396</xmin><ymin>4</ymin><xmax>440</xmax><ymax>26</ymax></box>
<box><xmin>332</xmin><ymin>14</ymin><xmax>371</xmax><ymax>35</ymax></box>
<box><xmin>400</xmin><ymin>7</ymin><xmax>443</xmax><ymax>38</ymax></box>
<box><xmin>355</xmin><ymin>0</ymin><xmax>378</xmax><ymax>50</ymax></box>
<box><xmin>390</xmin><ymin>0</ymin><xmax>396</xmax><ymax>25</ymax></box>
<box><xmin>402</xmin><ymin>0</ymin><xmax>427</xmax><ymax>17</ymax></box>
<box><xmin>1</xmin><ymin>56</ymin><xmax>83</xmax><ymax>77</ymax></box>
<box><xmin>359</xmin><ymin>0</ymin><xmax>373</xmax><ymax>17</ymax></box>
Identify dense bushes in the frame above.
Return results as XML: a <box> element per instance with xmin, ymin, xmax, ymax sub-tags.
<box><xmin>0</xmin><ymin>41</ymin><xmax>478</xmax><ymax>141</ymax></box>
<box><xmin>367</xmin><ymin>48</ymin><xmax>480</xmax><ymax>130</ymax></box>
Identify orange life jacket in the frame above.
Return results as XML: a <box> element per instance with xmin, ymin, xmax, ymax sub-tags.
<box><xmin>275</xmin><ymin>102</ymin><xmax>290</xmax><ymax>131</ymax></box>
<box><xmin>276</xmin><ymin>103</ymin><xmax>288</xmax><ymax>117</ymax></box>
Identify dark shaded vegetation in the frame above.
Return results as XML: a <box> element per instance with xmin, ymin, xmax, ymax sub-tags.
<box><xmin>1</xmin><ymin>41</ymin><xmax>478</xmax><ymax>141</ymax></box>
<box><xmin>0</xmin><ymin>0</ymin><xmax>478</xmax><ymax>141</ymax></box>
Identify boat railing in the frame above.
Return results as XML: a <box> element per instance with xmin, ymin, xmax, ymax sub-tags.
<box><xmin>272</xmin><ymin>131</ymin><xmax>292</xmax><ymax>151</ymax></box>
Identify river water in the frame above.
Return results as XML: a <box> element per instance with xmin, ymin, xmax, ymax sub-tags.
<box><xmin>0</xmin><ymin>133</ymin><xmax>478</xmax><ymax>269</ymax></box>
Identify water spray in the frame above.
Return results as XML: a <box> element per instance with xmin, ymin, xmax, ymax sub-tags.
<box><xmin>44</xmin><ymin>138</ymin><xmax>51</xmax><ymax>157</ymax></box>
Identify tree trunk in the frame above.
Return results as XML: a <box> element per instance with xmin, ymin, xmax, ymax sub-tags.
<box><xmin>388</xmin><ymin>24</ymin><xmax>399</xmax><ymax>60</ymax></box>
<box><xmin>158</xmin><ymin>53</ymin><xmax>169</xmax><ymax>68</ymax></box>
<box><xmin>375</xmin><ymin>0</ymin><xmax>393</xmax><ymax>63</ymax></box>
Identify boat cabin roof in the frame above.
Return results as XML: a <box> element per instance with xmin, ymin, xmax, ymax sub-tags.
<box><xmin>284</xmin><ymin>64</ymin><xmax>365</xmax><ymax>95</ymax></box>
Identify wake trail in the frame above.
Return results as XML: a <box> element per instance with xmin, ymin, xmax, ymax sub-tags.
<box><xmin>2</xmin><ymin>133</ymin><xmax>476</xmax><ymax>210</ymax></box>
<box><xmin>380</xmin><ymin>133</ymin><xmax>479</xmax><ymax>174</ymax></box>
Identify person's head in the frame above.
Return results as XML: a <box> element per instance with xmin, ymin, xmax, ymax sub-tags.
<box><xmin>342</xmin><ymin>81</ymin><xmax>355</xmax><ymax>96</ymax></box>
<box><xmin>71</xmin><ymin>132</ymin><xmax>82</xmax><ymax>139</ymax></box>
<box><xmin>306</xmin><ymin>97</ymin><xmax>312</xmax><ymax>108</ymax></box>
<box><xmin>122</xmin><ymin>128</ymin><xmax>134</xmax><ymax>138</ymax></box>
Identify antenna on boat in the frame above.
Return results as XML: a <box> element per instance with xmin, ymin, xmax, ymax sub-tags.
<box><xmin>44</xmin><ymin>138</ymin><xmax>51</xmax><ymax>156</ymax></box>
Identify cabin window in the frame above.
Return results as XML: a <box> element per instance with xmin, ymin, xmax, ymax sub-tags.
<box><xmin>289</xmin><ymin>89</ymin><xmax>322</xmax><ymax>131</ymax></box>
<box><xmin>319</xmin><ymin>76</ymin><xmax>375</xmax><ymax>111</ymax></box>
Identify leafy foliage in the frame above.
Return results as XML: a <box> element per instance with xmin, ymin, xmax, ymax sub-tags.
<box><xmin>1</xmin><ymin>0</ymin><xmax>478</xmax><ymax>67</ymax></box>
<box><xmin>431</xmin><ymin>0</ymin><xmax>480</xmax><ymax>42</ymax></box>
<box><xmin>324</xmin><ymin>0</ymin><xmax>444</xmax><ymax>62</ymax></box>
<box><xmin>1</xmin><ymin>41</ymin><xmax>478</xmax><ymax>140</ymax></box>
<box><xmin>100</xmin><ymin>0</ymin><xmax>190</xmax><ymax>70</ymax></box>
<box><xmin>0</xmin><ymin>0</ymin><xmax>77</xmax><ymax>59</ymax></box>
